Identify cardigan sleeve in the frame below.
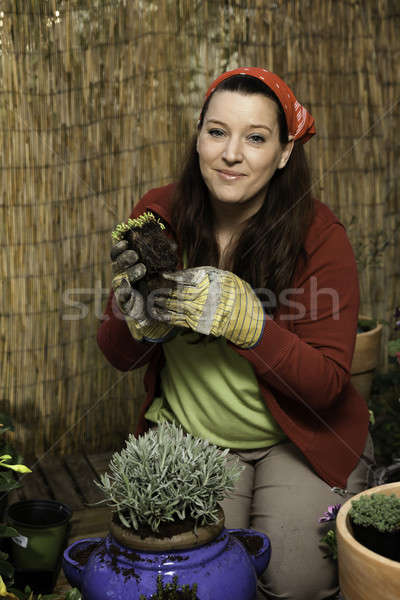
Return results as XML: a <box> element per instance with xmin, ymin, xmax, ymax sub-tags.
<box><xmin>96</xmin><ymin>289</ymin><xmax>158</xmax><ymax>371</ymax></box>
<box><xmin>228</xmin><ymin>222</ymin><xmax>360</xmax><ymax>411</ymax></box>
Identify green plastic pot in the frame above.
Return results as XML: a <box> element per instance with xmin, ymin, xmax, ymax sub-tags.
<box><xmin>6</xmin><ymin>499</ymin><xmax>72</xmax><ymax>593</ymax></box>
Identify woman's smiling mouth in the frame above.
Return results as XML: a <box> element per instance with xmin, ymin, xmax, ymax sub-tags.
<box><xmin>216</xmin><ymin>169</ymin><xmax>246</xmax><ymax>180</ymax></box>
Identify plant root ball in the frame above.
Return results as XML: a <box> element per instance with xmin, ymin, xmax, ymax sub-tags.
<box><xmin>125</xmin><ymin>220</ymin><xmax>178</xmax><ymax>300</ymax></box>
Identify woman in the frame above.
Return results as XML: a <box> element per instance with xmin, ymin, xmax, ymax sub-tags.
<box><xmin>98</xmin><ymin>67</ymin><xmax>374</xmax><ymax>599</ymax></box>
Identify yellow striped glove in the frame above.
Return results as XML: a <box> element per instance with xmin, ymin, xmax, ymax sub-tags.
<box><xmin>111</xmin><ymin>240</ymin><xmax>176</xmax><ymax>343</ymax></box>
<box><xmin>153</xmin><ymin>267</ymin><xmax>265</xmax><ymax>349</ymax></box>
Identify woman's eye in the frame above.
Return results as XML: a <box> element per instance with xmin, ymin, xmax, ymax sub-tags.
<box><xmin>249</xmin><ymin>134</ymin><xmax>265</xmax><ymax>144</ymax></box>
<box><xmin>208</xmin><ymin>128</ymin><xmax>225</xmax><ymax>137</ymax></box>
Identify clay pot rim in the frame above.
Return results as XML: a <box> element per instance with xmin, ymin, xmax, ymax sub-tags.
<box><xmin>357</xmin><ymin>315</ymin><xmax>382</xmax><ymax>337</ymax></box>
<box><xmin>337</xmin><ymin>482</ymin><xmax>400</xmax><ymax>568</ymax></box>
<box><xmin>109</xmin><ymin>507</ymin><xmax>225</xmax><ymax>551</ymax></box>
<box><xmin>357</xmin><ymin>322</ymin><xmax>383</xmax><ymax>338</ymax></box>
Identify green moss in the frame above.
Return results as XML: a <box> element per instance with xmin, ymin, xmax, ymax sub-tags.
<box><xmin>111</xmin><ymin>211</ymin><xmax>165</xmax><ymax>242</ymax></box>
<box><xmin>349</xmin><ymin>493</ymin><xmax>400</xmax><ymax>532</ymax></box>
<box><xmin>357</xmin><ymin>318</ymin><xmax>377</xmax><ymax>333</ymax></box>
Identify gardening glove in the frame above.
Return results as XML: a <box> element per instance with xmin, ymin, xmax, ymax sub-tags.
<box><xmin>152</xmin><ymin>267</ymin><xmax>266</xmax><ymax>349</ymax></box>
<box><xmin>111</xmin><ymin>239</ymin><xmax>176</xmax><ymax>343</ymax></box>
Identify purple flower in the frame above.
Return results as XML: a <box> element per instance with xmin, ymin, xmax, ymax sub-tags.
<box><xmin>319</xmin><ymin>503</ymin><xmax>342</xmax><ymax>523</ymax></box>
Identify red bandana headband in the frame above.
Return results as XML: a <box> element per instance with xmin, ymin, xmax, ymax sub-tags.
<box><xmin>202</xmin><ymin>67</ymin><xmax>316</xmax><ymax>144</ymax></box>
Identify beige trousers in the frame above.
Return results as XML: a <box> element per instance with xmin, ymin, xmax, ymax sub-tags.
<box><xmin>220</xmin><ymin>434</ymin><xmax>375</xmax><ymax>600</ymax></box>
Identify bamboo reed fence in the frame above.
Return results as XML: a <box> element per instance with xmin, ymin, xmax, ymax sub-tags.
<box><xmin>0</xmin><ymin>0</ymin><xmax>399</xmax><ymax>455</ymax></box>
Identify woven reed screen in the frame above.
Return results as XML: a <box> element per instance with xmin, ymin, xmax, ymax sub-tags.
<box><xmin>1</xmin><ymin>0</ymin><xmax>399</xmax><ymax>455</ymax></box>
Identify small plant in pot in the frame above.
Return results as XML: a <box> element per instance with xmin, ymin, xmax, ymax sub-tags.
<box><xmin>111</xmin><ymin>212</ymin><xmax>178</xmax><ymax>304</ymax></box>
<box><xmin>368</xmin><ymin>315</ymin><xmax>400</xmax><ymax>472</ymax></box>
<box><xmin>0</xmin><ymin>413</ymin><xmax>29</xmax><ymax>520</ymax></box>
<box><xmin>349</xmin><ymin>492</ymin><xmax>400</xmax><ymax>561</ymax></box>
<box><xmin>62</xmin><ymin>423</ymin><xmax>272</xmax><ymax>600</ymax></box>
<box><xmin>356</xmin><ymin>317</ymin><xmax>378</xmax><ymax>334</ymax></box>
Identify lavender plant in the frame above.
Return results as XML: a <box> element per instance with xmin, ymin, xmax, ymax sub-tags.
<box><xmin>95</xmin><ymin>422</ymin><xmax>243</xmax><ymax>533</ymax></box>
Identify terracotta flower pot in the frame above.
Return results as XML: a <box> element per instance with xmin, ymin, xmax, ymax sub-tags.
<box><xmin>336</xmin><ymin>482</ymin><xmax>400</xmax><ymax>600</ymax></box>
<box><xmin>108</xmin><ymin>508</ymin><xmax>226</xmax><ymax>552</ymax></box>
<box><xmin>350</xmin><ymin>520</ymin><xmax>400</xmax><ymax>562</ymax></box>
<box><xmin>350</xmin><ymin>316</ymin><xmax>382</xmax><ymax>401</ymax></box>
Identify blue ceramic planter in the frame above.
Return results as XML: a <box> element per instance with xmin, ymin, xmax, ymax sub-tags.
<box><xmin>63</xmin><ymin>526</ymin><xmax>270</xmax><ymax>600</ymax></box>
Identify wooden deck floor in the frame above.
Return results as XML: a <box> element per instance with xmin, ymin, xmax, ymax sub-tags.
<box><xmin>8</xmin><ymin>449</ymin><xmax>114</xmax><ymax>593</ymax></box>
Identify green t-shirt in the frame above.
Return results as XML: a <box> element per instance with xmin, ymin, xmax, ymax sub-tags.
<box><xmin>145</xmin><ymin>330</ymin><xmax>286</xmax><ymax>449</ymax></box>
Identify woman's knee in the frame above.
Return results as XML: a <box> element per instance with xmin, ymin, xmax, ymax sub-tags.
<box><xmin>256</xmin><ymin>537</ymin><xmax>339</xmax><ymax>600</ymax></box>
<box><xmin>220</xmin><ymin>450</ymin><xmax>254</xmax><ymax>529</ymax></box>
<box><xmin>250</xmin><ymin>442</ymin><xmax>342</xmax><ymax>599</ymax></box>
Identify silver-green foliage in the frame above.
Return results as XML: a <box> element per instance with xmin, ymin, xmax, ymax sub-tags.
<box><xmin>95</xmin><ymin>422</ymin><xmax>243</xmax><ymax>532</ymax></box>
<box><xmin>350</xmin><ymin>493</ymin><xmax>400</xmax><ymax>532</ymax></box>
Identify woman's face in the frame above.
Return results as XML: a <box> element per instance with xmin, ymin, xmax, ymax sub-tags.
<box><xmin>197</xmin><ymin>90</ymin><xmax>293</xmax><ymax>211</ymax></box>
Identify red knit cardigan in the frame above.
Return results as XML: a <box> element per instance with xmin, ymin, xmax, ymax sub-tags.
<box><xmin>97</xmin><ymin>184</ymin><xmax>369</xmax><ymax>489</ymax></box>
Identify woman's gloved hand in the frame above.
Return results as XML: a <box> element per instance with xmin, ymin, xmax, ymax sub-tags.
<box><xmin>111</xmin><ymin>239</ymin><xmax>176</xmax><ymax>343</ymax></box>
<box><xmin>152</xmin><ymin>267</ymin><xmax>265</xmax><ymax>349</ymax></box>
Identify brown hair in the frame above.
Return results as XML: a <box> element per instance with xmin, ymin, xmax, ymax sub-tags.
<box><xmin>170</xmin><ymin>75</ymin><xmax>315</xmax><ymax>315</ymax></box>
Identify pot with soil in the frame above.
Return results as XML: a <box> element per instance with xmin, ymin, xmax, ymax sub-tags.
<box><xmin>349</xmin><ymin>492</ymin><xmax>400</xmax><ymax>561</ymax></box>
<box><xmin>62</xmin><ymin>423</ymin><xmax>271</xmax><ymax>599</ymax></box>
<box><xmin>6</xmin><ymin>499</ymin><xmax>72</xmax><ymax>594</ymax></box>
<box><xmin>336</xmin><ymin>482</ymin><xmax>400</xmax><ymax>600</ymax></box>
<box><xmin>63</xmin><ymin>538</ymin><xmax>103</xmax><ymax>590</ymax></box>
<box><xmin>350</xmin><ymin>316</ymin><xmax>382</xmax><ymax>401</ymax></box>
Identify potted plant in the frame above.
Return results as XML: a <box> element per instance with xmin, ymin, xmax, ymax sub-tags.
<box><xmin>336</xmin><ymin>482</ymin><xmax>400</xmax><ymax>600</ymax></box>
<box><xmin>345</xmin><ymin>216</ymin><xmax>390</xmax><ymax>401</ymax></box>
<box><xmin>111</xmin><ymin>211</ymin><xmax>178</xmax><ymax>303</ymax></box>
<box><xmin>0</xmin><ymin>579</ymin><xmax>81</xmax><ymax>600</ymax></box>
<box><xmin>0</xmin><ymin>451</ymin><xmax>32</xmax><ymax>575</ymax></box>
<box><xmin>62</xmin><ymin>422</ymin><xmax>271</xmax><ymax>600</ymax></box>
<box><xmin>0</xmin><ymin>453</ymin><xmax>31</xmax><ymax>510</ymax></box>
<box><xmin>5</xmin><ymin>499</ymin><xmax>73</xmax><ymax>595</ymax></box>
<box><xmin>348</xmin><ymin>493</ymin><xmax>400</xmax><ymax>560</ymax></box>
<box><xmin>350</xmin><ymin>315</ymin><xmax>383</xmax><ymax>402</ymax></box>
<box><xmin>365</xmin><ymin>307</ymin><xmax>400</xmax><ymax>473</ymax></box>
<box><xmin>0</xmin><ymin>414</ymin><xmax>30</xmax><ymax>521</ymax></box>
